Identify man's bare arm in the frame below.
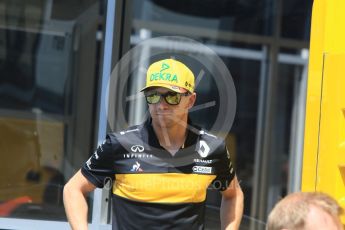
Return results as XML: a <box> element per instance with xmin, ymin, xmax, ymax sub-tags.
<box><xmin>63</xmin><ymin>170</ymin><xmax>96</xmax><ymax>230</ymax></box>
<box><xmin>220</xmin><ymin>177</ymin><xmax>244</xmax><ymax>230</ymax></box>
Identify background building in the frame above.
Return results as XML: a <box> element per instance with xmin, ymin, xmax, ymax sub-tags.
<box><xmin>0</xmin><ymin>0</ymin><xmax>312</xmax><ymax>229</ymax></box>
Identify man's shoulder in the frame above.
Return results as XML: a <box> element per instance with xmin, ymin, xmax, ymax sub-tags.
<box><xmin>114</xmin><ymin>124</ymin><xmax>143</xmax><ymax>136</ymax></box>
<box><xmin>194</xmin><ymin>128</ymin><xmax>226</xmax><ymax>153</ymax></box>
<box><xmin>106</xmin><ymin>124</ymin><xmax>144</xmax><ymax>145</ymax></box>
<box><xmin>198</xmin><ymin>129</ymin><xmax>217</xmax><ymax>139</ymax></box>
<box><xmin>197</xmin><ymin>129</ymin><xmax>223</xmax><ymax>142</ymax></box>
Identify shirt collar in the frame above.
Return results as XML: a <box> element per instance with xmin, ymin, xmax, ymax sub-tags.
<box><xmin>143</xmin><ymin>117</ymin><xmax>199</xmax><ymax>150</ymax></box>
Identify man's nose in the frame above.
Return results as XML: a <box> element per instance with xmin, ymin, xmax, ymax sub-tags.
<box><xmin>157</xmin><ymin>97</ymin><xmax>169</xmax><ymax>109</ymax></box>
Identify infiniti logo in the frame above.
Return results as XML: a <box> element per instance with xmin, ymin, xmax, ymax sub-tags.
<box><xmin>131</xmin><ymin>145</ymin><xmax>145</xmax><ymax>153</ymax></box>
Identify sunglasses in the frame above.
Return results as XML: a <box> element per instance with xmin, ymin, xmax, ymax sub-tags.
<box><xmin>144</xmin><ymin>91</ymin><xmax>190</xmax><ymax>105</ymax></box>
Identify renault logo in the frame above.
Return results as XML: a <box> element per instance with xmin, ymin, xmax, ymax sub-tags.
<box><xmin>197</xmin><ymin>140</ymin><xmax>210</xmax><ymax>158</ymax></box>
<box><xmin>130</xmin><ymin>145</ymin><xmax>144</xmax><ymax>153</ymax></box>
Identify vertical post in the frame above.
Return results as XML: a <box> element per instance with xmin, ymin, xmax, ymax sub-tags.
<box><xmin>92</xmin><ymin>0</ymin><xmax>116</xmax><ymax>227</ymax></box>
<box><xmin>250</xmin><ymin>45</ymin><xmax>268</xmax><ymax>228</ymax></box>
<box><xmin>250</xmin><ymin>0</ymin><xmax>282</xmax><ymax>228</ymax></box>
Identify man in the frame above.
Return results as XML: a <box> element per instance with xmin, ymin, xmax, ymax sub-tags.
<box><xmin>63</xmin><ymin>59</ymin><xmax>244</xmax><ymax>229</ymax></box>
<box><xmin>267</xmin><ymin>192</ymin><xmax>344</xmax><ymax>230</ymax></box>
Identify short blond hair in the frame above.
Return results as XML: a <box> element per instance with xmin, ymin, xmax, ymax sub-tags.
<box><xmin>266</xmin><ymin>192</ymin><xmax>343</xmax><ymax>230</ymax></box>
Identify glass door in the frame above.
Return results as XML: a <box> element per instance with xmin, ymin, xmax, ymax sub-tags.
<box><xmin>0</xmin><ymin>0</ymin><xmax>112</xmax><ymax>229</ymax></box>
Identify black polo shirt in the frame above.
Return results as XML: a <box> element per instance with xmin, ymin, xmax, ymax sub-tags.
<box><xmin>81</xmin><ymin>119</ymin><xmax>235</xmax><ymax>230</ymax></box>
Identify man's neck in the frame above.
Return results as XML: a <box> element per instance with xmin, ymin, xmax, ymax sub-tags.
<box><xmin>152</xmin><ymin>118</ymin><xmax>188</xmax><ymax>155</ymax></box>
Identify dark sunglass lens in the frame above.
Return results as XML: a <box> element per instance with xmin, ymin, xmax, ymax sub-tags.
<box><xmin>146</xmin><ymin>94</ymin><xmax>160</xmax><ymax>104</ymax></box>
<box><xmin>165</xmin><ymin>93</ymin><xmax>181</xmax><ymax>105</ymax></box>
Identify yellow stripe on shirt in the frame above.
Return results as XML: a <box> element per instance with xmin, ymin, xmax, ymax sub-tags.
<box><xmin>113</xmin><ymin>173</ymin><xmax>216</xmax><ymax>203</ymax></box>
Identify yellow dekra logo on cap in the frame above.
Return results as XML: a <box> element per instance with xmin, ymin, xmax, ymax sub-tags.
<box><xmin>149</xmin><ymin>62</ymin><xmax>178</xmax><ymax>83</ymax></box>
<box><xmin>141</xmin><ymin>59</ymin><xmax>195</xmax><ymax>93</ymax></box>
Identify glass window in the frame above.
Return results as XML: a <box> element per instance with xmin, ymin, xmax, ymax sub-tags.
<box><xmin>132</xmin><ymin>0</ymin><xmax>275</xmax><ymax>36</ymax></box>
<box><xmin>0</xmin><ymin>0</ymin><xmax>105</xmax><ymax>221</ymax></box>
<box><xmin>113</xmin><ymin>0</ymin><xmax>312</xmax><ymax>228</ymax></box>
<box><xmin>280</xmin><ymin>0</ymin><xmax>313</xmax><ymax>41</ymax></box>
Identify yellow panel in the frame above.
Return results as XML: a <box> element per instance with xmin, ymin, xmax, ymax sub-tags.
<box><xmin>324</xmin><ymin>0</ymin><xmax>345</xmax><ymax>53</ymax></box>
<box><xmin>316</xmin><ymin>53</ymin><xmax>345</xmax><ymax>223</ymax></box>
<box><xmin>301</xmin><ymin>0</ymin><xmax>327</xmax><ymax>191</ymax></box>
<box><xmin>303</xmin><ymin>1</ymin><xmax>345</xmax><ymax>225</ymax></box>
<box><xmin>302</xmin><ymin>0</ymin><xmax>345</xmax><ymax>194</ymax></box>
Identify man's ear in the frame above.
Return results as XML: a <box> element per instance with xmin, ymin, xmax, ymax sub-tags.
<box><xmin>188</xmin><ymin>93</ymin><xmax>196</xmax><ymax>109</ymax></box>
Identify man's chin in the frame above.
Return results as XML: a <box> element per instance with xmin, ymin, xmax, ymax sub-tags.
<box><xmin>153</xmin><ymin>115</ymin><xmax>181</xmax><ymax>127</ymax></box>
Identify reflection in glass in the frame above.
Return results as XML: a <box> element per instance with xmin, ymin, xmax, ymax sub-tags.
<box><xmin>0</xmin><ymin>1</ymin><xmax>103</xmax><ymax>221</ymax></box>
<box><xmin>134</xmin><ymin>0</ymin><xmax>275</xmax><ymax>36</ymax></box>
<box><xmin>281</xmin><ymin>0</ymin><xmax>313</xmax><ymax>40</ymax></box>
